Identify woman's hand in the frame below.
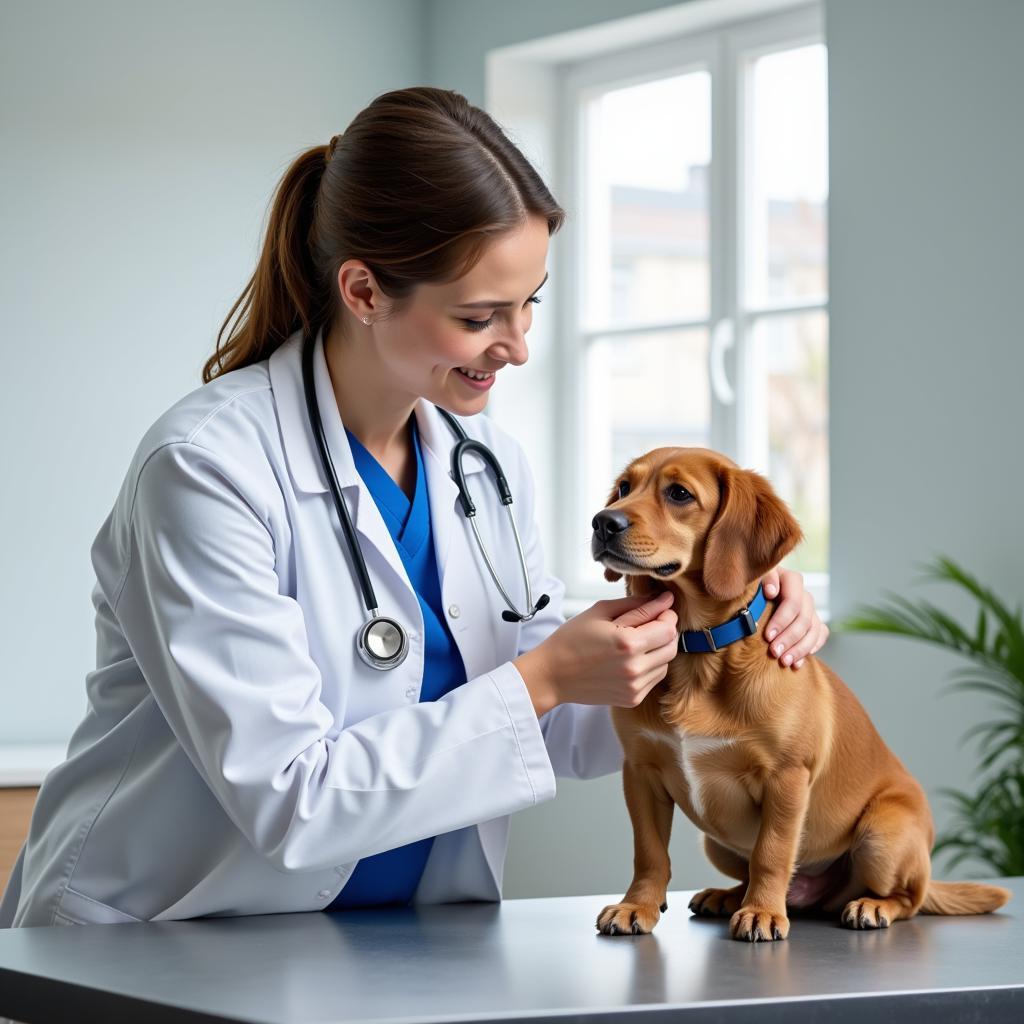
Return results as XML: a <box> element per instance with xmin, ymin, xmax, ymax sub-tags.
<box><xmin>761</xmin><ymin>567</ymin><xmax>829</xmax><ymax>670</ymax></box>
<box><xmin>513</xmin><ymin>592</ymin><xmax>678</xmax><ymax>717</ymax></box>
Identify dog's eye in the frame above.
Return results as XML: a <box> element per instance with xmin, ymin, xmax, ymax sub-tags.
<box><xmin>617</xmin><ymin>480</ymin><xmax>630</xmax><ymax>499</ymax></box>
<box><xmin>666</xmin><ymin>484</ymin><xmax>693</xmax><ymax>504</ymax></box>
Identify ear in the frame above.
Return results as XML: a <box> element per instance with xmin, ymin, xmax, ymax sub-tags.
<box><xmin>702</xmin><ymin>466</ymin><xmax>804</xmax><ymax>602</ymax></box>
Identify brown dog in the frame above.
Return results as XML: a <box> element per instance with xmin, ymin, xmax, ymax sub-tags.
<box><xmin>592</xmin><ymin>446</ymin><xmax>1010</xmax><ymax>941</ymax></box>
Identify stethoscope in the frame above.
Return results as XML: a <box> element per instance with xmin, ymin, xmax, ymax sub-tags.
<box><xmin>301</xmin><ymin>328</ymin><xmax>550</xmax><ymax>671</ymax></box>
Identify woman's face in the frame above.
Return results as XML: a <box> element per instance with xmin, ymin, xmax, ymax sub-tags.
<box><xmin>339</xmin><ymin>214</ymin><xmax>550</xmax><ymax>413</ymax></box>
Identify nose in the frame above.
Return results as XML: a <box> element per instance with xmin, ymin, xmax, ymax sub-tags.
<box><xmin>489</xmin><ymin>320</ymin><xmax>530</xmax><ymax>367</ymax></box>
<box><xmin>500</xmin><ymin>332</ymin><xmax>528</xmax><ymax>366</ymax></box>
<box><xmin>592</xmin><ymin>508</ymin><xmax>631</xmax><ymax>544</ymax></box>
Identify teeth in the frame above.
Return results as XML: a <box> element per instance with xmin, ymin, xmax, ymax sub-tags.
<box><xmin>458</xmin><ymin>367</ymin><xmax>493</xmax><ymax>381</ymax></box>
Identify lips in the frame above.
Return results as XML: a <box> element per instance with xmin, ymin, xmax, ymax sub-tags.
<box><xmin>595</xmin><ymin>547</ymin><xmax>681</xmax><ymax>577</ymax></box>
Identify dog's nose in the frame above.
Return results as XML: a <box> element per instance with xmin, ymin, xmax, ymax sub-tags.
<box><xmin>592</xmin><ymin>508</ymin><xmax>631</xmax><ymax>543</ymax></box>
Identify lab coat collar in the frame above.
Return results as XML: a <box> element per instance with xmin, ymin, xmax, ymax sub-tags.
<box><xmin>268</xmin><ymin>326</ymin><xmax>488</xmax><ymax>598</ymax></box>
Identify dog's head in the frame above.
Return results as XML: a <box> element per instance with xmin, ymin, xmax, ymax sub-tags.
<box><xmin>591</xmin><ymin>447</ymin><xmax>804</xmax><ymax>603</ymax></box>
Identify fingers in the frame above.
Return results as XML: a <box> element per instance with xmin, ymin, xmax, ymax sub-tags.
<box><xmin>624</xmin><ymin>609</ymin><xmax>678</xmax><ymax>653</ymax></box>
<box><xmin>765</xmin><ymin>591</ymin><xmax>815</xmax><ymax>666</ymax></box>
<box><xmin>793</xmin><ymin>623</ymin><xmax>830</xmax><ymax>669</ymax></box>
<box><xmin>609</xmin><ymin>591</ymin><xmax>674</xmax><ymax>628</ymax></box>
<box><xmin>763</xmin><ymin>567</ymin><xmax>802</xmax><ymax>643</ymax></box>
<box><xmin>631</xmin><ymin>632</ymin><xmax>680</xmax><ymax>702</ymax></box>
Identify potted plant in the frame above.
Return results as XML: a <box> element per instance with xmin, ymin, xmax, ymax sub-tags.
<box><xmin>834</xmin><ymin>555</ymin><xmax>1023</xmax><ymax>876</ymax></box>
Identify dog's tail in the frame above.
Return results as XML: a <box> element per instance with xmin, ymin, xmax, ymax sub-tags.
<box><xmin>919</xmin><ymin>880</ymin><xmax>1012</xmax><ymax>916</ymax></box>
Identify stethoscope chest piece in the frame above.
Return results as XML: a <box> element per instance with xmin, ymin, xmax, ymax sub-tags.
<box><xmin>357</xmin><ymin>615</ymin><xmax>409</xmax><ymax>670</ymax></box>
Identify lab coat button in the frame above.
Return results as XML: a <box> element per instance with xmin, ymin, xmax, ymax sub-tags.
<box><xmin>318</xmin><ymin>889</ymin><xmax>332</xmax><ymax>899</ymax></box>
<box><xmin>448</xmin><ymin>604</ymin><xmax>460</xmax><ymax>619</ymax></box>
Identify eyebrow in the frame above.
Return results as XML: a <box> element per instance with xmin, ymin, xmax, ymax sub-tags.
<box><xmin>454</xmin><ymin>272</ymin><xmax>549</xmax><ymax>309</ymax></box>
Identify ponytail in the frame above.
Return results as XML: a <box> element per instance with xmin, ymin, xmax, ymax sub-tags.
<box><xmin>202</xmin><ymin>144</ymin><xmax>331</xmax><ymax>383</ymax></box>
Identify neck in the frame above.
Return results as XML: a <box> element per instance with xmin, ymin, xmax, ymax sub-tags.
<box><xmin>671</xmin><ymin>574</ymin><xmax>765</xmax><ymax>636</ymax></box>
<box><xmin>323</xmin><ymin>320</ymin><xmax>418</xmax><ymax>459</ymax></box>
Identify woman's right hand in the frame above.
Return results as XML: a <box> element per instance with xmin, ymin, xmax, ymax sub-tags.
<box><xmin>514</xmin><ymin>591</ymin><xmax>678</xmax><ymax>717</ymax></box>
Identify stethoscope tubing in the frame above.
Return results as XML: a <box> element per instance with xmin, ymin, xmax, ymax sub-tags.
<box><xmin>300</xmin><ymin>328</ymin><xmax>548</xmax><ymax>670</ymax></box>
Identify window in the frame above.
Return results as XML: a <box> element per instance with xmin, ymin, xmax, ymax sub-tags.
<box><xmin>557</xmin><ymin>4</ymin><xmax>829</xmax><ymax>613</ymax></box>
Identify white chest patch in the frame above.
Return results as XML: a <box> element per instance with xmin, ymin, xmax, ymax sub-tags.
<box><xmin>636</xmin><ymin>728</ymin><xmax>736</xmax><ymax>820</ymax></box>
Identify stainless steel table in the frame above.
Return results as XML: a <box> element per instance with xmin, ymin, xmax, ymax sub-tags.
<box><xmin>1</xmin><ymin>878</ymin><xmax>1021</xmax><ymax>1023</ymax></box>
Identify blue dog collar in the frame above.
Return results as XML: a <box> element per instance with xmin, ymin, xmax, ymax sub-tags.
<box><xmin>677</xmin><ymin>583</ymin><xmax>767</xmax><ymax>654</ymax></box>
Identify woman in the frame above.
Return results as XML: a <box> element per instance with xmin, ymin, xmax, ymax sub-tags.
<box><xmin>0</xmin><ymin>87</ymin><xmax>826</xmax><ymax>927</ymax></box>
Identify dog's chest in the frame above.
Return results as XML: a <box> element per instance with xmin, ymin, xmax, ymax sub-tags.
<box><xmin>636</xmin><ymin>726</ymin><xmax>761</xmax><ymax>849</ymax></box>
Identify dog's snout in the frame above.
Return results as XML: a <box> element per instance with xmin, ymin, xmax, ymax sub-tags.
<box><xmin>592</xmin><ymin>508</ymin><xmax>631</xmax><ymax>543</ymax></box>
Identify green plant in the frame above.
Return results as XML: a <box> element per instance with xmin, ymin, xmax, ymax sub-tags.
<box><xmin>834</xmin><ymin>555</ymin><xmax>1024</xmax><ymax>875</ymax></box>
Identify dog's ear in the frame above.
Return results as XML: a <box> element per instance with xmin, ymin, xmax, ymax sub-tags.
<box><xmin>603</xmin><ymin>566</ymin><xmax>623</xmax><ymax>583</ymax></box>
<box><xmin>702</xmin><ymin>466</ymin><xmax>804</xmax><ymax>601</ymax></box>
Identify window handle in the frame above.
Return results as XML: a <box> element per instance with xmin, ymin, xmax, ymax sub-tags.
<box><xmin>710</xmin><ymin>317</ymin><xmax>736</xmax><ymax>405</ymax></box>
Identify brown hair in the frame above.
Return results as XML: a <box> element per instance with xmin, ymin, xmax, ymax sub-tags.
<box><xmin>201</xmin><ymin>86</ymin><xmax>567</xmax><ymax>383</ymax></box>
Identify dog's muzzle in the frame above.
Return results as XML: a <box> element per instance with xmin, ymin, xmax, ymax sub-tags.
<box><xmin>591</xmin><ymin>509</ymin><xmax>682</xmax><ymax>577</ymax></box>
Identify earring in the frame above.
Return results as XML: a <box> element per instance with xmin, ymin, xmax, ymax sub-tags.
<box><xmin>362</xmin><ymin>316</ymin><xmax>372</xmax><ymax>325</ymax></box>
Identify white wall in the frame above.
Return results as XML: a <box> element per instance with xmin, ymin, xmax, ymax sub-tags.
<box><xmin>0</xmin><ymin>0</ymin><xmax>426</xmax><ymax>746</ymax></box>
<box><xmin>823</xmin><ymin>0</ymin><xmax>1024</xmax><ymax>877</ymax></box>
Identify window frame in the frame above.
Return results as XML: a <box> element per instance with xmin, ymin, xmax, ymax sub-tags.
<box><xmin>554</xmin><ymin>2</ymin><xmax>829</xmax><ymax>617</ymax></box>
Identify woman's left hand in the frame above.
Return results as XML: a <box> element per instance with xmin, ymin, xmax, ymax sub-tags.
<box><xmin>761</xmin><ymin>567</ymin><xmax>829</xmax><ymax>670</ymax></box>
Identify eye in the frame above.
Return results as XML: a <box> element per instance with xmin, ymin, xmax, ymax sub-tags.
<box><xmin>666</xmin><ymin>483</ymin><xmax>693</xmax><ymax>504</ymax></box>
<box><xmin>461</xmin><ymin>295</ymin><xmax>543</xmax><ymax>331</ymax></box>
<box><xmin>617</xmin><ymin>479</ymin><xmax>630</xmax><ymax>499</ymax></box>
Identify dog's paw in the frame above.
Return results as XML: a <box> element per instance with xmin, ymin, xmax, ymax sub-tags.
<box><xmin>596</xmin><ymin>900</ymin><xmax>662</xmax><ymax>936</ymax></box>
<box><xmin>688</xmin><ymin>886</ymin><xmax>744</xmax><ymax>918</ymax></box>
<box><xmin>841</xmin><ymin>897</ymin><xmax>890</xmax><ymax>930</ymax></box>
<box><xmin>729</xmin><ymin>904</ymin><xmax>790</xmax><ymax>942</ymax></box>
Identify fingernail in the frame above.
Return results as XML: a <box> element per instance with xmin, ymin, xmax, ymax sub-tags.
<box><xmin>767</xmin><ymin>629</ymin><xmax>776</xmax><ymax>641</ymax></box>
<box><xmin>782</xmin><ymin>654</ymin><xmax>792</xmax><ymax>666</ymax></box>
<box><xmin>795</xmin><ymin>659</ymin><xmax>804</xmax><ymax>668</ymax></box>
<box><xmin>774</xmin><ymin>643</ymin><xmax>784</xmax><ymax>655</ymax></box>
<box><xmin>766</xmin><ymin>585</ymin><xmax>777</xmax><ymax>596</ymax></box>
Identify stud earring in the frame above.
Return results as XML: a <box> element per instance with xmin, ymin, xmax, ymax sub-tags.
<box><xmin>362</xmin><ymin>316</ymin><xmax>372</xmax><ymax>325</ymax></box>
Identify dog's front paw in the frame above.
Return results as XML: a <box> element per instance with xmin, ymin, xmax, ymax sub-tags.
<box><xmin>596</xmin><ymin>900</ymin><xmax>662</xmax><ymax>935</ymax></box>
<box><xmin>729</xmin><ymin>904</ymin><xmax>790</xmax><ymax>942</ymax></box>
<box><xmin>688</xmin><ymin>885</ymin><xmax>745</xmax><ymax>918</ymax></box>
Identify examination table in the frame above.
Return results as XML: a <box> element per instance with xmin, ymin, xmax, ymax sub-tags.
<box><xmin>0</xmin><ymin>878</ymin><xmax>1021</xmax><ymax>1023</ymax></box>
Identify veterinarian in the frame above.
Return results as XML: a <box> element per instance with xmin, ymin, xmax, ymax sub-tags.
<box><xmin>0</xmin><ymin>87</ymin><xmax>826</xmax><ymax>928</ymax></box>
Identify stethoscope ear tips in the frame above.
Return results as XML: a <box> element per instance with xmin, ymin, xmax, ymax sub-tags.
<box><xmin>501</xmin><ymin>593</ymin><xmax>551</xmax><ymax>623</ymax></box>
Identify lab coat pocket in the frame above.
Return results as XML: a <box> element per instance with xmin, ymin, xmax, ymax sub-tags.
<box><xmin>56</xmin><ymin>885</ymin><xmax>145</xmax><ymax>925</ymax></box>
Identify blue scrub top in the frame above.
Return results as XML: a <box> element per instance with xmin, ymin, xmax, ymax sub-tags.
<box><xmin>326</xmin><ymin>413</ymin><xmax>468</xmax><ymax>911</ymax></box>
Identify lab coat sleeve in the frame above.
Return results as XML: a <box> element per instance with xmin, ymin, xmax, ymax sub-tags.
<box><xmin>113</xmin><ymin>440</ymin><xmax>557</xmax><ymax>874</ymax></box>
<box><xmin>506</xmin><ymin>437</ymin><xmax>625</xmax><ymax>781</ymax></box>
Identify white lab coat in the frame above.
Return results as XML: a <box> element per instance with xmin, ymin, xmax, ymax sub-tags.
<box><xmin>0</xmin><ymin>326</ymin><xmax>624</xmax><ymax>928</ymax></box>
